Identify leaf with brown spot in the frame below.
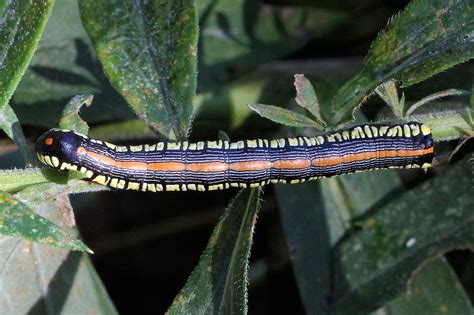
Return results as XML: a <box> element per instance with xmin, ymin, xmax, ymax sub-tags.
<box><xmin>294</xmin><ymin>74</ymin><xmax>326</xmax><ymax>125</ymax></box>
<box><xmin>249</xmin><ymin>103</ymin><xmax>323</xmax><ymax>129</ymax></box>
<box><xmin>79</xmin><ymin>0</ymin><xmax>198</xmax><ymax>140</ymax></box>
<box><xmin>55</xmin><ymin>194</ymin><xmax>76</xmax><ymax>228</ymax></box>
<box><xmin>0</xmin><ymin>192</ymin><xmax>90</xmax><ymax>252</ymax></box>
<box><xmin>330</xmin><ymin>0</ymin><xmax>474</xmax><ymax>124</ymax></box>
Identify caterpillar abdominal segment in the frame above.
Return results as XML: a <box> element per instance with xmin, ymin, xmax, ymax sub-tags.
<box><xmin>35</xmin><ymin>122</ymin><xmax>434</xmax><ymax>192</ymax></box>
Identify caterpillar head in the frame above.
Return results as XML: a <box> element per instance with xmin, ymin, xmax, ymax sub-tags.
<box><xmin>35</xmin><ymin>129</ymin><xmax>85</xmax><ymax>169</ymax></box>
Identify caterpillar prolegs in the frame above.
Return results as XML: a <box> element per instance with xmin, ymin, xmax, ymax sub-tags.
<box><xmin>35</xmin><ymin>122</ymin><xmax>434</xmax><ymax>192</ymax></box>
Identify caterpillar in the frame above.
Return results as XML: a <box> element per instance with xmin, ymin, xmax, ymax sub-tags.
<box><xmin>35</xmin><ymin>122</ymin><xmax>434</xmax><ymax>192</ymax></box>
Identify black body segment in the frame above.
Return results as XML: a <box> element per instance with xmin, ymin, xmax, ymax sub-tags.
<box><xmin>35</xmin><ymin>122</ymin><xmax>434</xmax><ymax>192</ymax></box>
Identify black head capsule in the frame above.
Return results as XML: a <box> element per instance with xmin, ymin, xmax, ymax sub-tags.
<box><xmin>35</xmin><ymin>129</ymin><xmax>86</xmax><ymax>170</ymax></box>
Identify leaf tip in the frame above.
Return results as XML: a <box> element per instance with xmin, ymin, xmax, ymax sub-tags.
<box><xmin>294</xmin><ymin>73</ymin><xmax>305</xmax><ymax>86</ymax></box>
<box><xmin>248</xmin><ymin>103</ymin><xmax>259</xmax><ymax>113</ymax></box>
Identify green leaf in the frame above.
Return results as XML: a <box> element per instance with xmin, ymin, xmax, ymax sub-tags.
<box><xmin>197</xmin><ymin>0</ymin><xmax>347</xmax><ymax>91</ymax></box>
<box><xmin>88</xmin><ymin>119</ymin><xmax>152</xmax><ymax>140</ymax></box>
<box><xmin>79</xmin><ymin>0</ymin><xmax>198</xmax><ymax>140</ymax></box>
<box><xmin>275</xmin><ymin>170</ymin><xmax>401</xmax><ymax>314</ymax></box>
<box><xmin>0</xmin><ymin>0</ymin><xmax>55</xmax><ymax>163</ymax></box>
<box><xmin>15</xmin><ymin>178</ymin><xmax>108</xmax><ymax>207</ymax></box>
<box><xmin>168</xmin><ymin>188</ymin><xmax>261</xmax><ymax>314</ymax></box>
<box><xmin>414</xmin><ymin>106</ymin><xmax>472</xmax><ymax>141</ymax></box>
<box><xmin>0</xmin><ymin>0</ymin><xmax>55</xmax><ymax>109</ymax></box>
<box><xmin>249</xmin><ymin>104</ymin><xmax>323</xmax><ymax>129</ymax></box>
<box><xmin>12</xmin><ymin>1</ymin><xmax>344</xmax><ymax>130</ymax></box>
<box><xmin>374</xmin><ymin>80</ymin><xmax>404</xmax><ymax>118</ymax></box>
<box><xmin>1</xmin><ymin>185</ymin><xmax>116</xmax><ymax>313</ymax></box>
<box><xmin>294</xmin><ymin>74</ymin><xmax>326</xmax><ymax>125</ymax></box>
<box><xmin>321</xmin><ymin>171</ymin><xmax>402</xmax><ymax>242</ymax></box>
<box><xmin>0</xmin><ymin>192</ymin><xmax>91</xmax><ymax>253</ymax></box>
<box><xmin>0</xmin><ymin>106</ymin><xmax>30</xmax><ymax>163</ymax></box>
<box><xmin>379</xmin><ymin>258</ymin><xmax>473</xmax><ymax>315</ymax></box>
<box><xmin>0</xmin><ymin>168</ymin><xmax>88</xmax><ymax>193</ymax></box>
<box><xmin>275</xmin><ymin>182</ymin><xmax>331</xmax><ymax>315</ymax></box>
<box><xmin>405</xmin><ymin>89</ymin><xmax>469</xmax><ymax>117</ymax></box>
<box><xmin>330</xmin><ymin>157</ymin><xmax>474</xmax><ymax>314</ymax></box>
<box><xmin>59</xmin><ymin>95</ymin><xmax>94</xmax><ymax>134</ymax></box>
<box><xmin>12</xmin><ymin>0</ymin><xmax>135</xmax><ymax>129</ymax></box>
<box><xmin>0</xmin><ymin>247</ymin><xmax>117</xmax><ymax>313</ymax></box>
<box><xmin>0</xmin><ymin>214</ymin><xmax>116</xmax><ymax>314</ymax></box>
<box><xmin>195</xmin><ymin>76</ymin><xmax>269</xmax><ymax>130</ymax></box>
<box><xmin>330</xmin><ymin>0</ymin><xmax>474</xmax><ymax>124</ymax></box>
<box><xmin>0</xmin><ymin>168</ymin><xmax>60</xmax><ymax>193</ymax></box>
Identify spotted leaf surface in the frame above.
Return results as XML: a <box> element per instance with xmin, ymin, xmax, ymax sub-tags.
<box><xmin>0</xmin><ymin>192</ymin><xmax>91</xmax><ymax>252</ymax></box>
<box><xmin>331</xmin><ymin>0</ymin><xmax>474</xmax><ymax>123</ymax></box>
<box><xmin>0</xmin><ymin>0</ymin><xmax>55</xmax><ymax>162</ymax></box>
<box><xmin>79</xmin><ymin>0</ymin><xmax>198</xmax><ymax>140</ymax></box>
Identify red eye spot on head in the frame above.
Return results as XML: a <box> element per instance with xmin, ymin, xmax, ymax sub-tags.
<box><xmin>45</xmin><ymin>137</ymin><xmax>54</xmax><ymax>145</ymax></box>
